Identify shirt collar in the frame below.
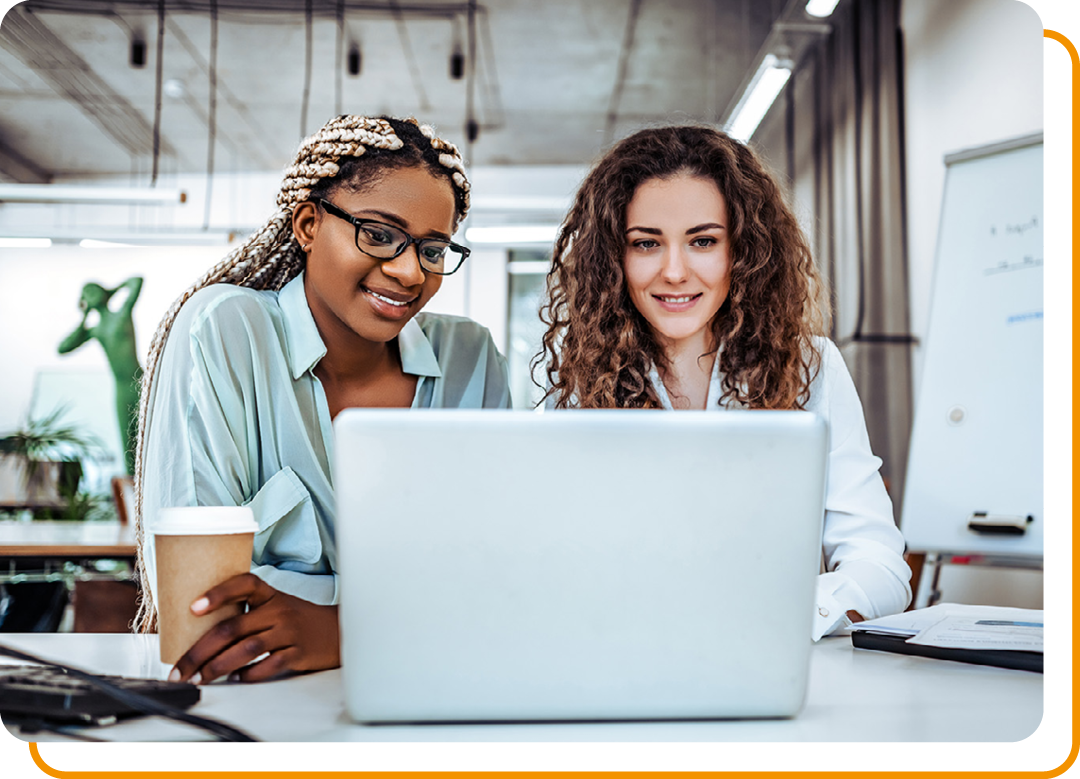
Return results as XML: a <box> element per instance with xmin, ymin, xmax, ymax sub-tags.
<box><xmin>279</xmin><ymin>272</ymin><xmax>327</xmax><ymax>380</ymax></box>
<box><xmin>281</xmin><ymin>272</ymin><xmax>444</xmax><ymax>380</ymax></box>
<box><xmin>397</xmin><ymin>316</ymin><xmax>443</xmax><ymax>379</ymax></box>
<box><xmin>647</xmin><ymin>350</ymin><xmax>726</xmax><ymax>411</ymax></box>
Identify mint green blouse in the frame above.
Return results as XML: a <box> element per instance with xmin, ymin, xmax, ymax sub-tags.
<box><xmin>141</xmin><ymin>272</ymin><xmax>511</xmax><ymax>607</ymax></box>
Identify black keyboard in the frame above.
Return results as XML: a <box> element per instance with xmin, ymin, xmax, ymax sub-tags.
<box><xmin>0</xmin><ymin>665</ymin><xmax>201</xmax><ymax>725</ymax></box>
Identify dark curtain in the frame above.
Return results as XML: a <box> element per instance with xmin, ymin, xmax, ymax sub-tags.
<box><xmin>756</xmin><ymin>0</ymin><xmax>914</xmax><ymax>514</ymax></box>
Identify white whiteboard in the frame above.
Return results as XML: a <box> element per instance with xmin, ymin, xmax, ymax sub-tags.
<box><xmin>901</xmin><ymin>136</ymin><xmax>1042</xmax><ymax>557</ymax></box>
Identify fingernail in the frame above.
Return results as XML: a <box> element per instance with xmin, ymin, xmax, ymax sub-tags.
<box><xmin>191</xmin><ymin>597</ymin><xmax>209</xmax><ymax>613</ymax></box>
<box><xmin>168</xmin><ymin>668</ymin><xmax>180</xmax><ymax>683</ymax></box>
<box><xmin>190</xmin><ymin>672</ymin><xmax>202</xmax><ymax>686</ymax></box>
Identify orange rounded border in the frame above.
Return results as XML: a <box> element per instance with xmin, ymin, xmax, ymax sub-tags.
<box><xmin>16</xmin><ymin>27</ymin><xmax>1080</xmax><ymax>777</ymax></box>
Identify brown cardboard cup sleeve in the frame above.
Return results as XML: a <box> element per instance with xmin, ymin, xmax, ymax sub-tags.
<box><xmin>153</xmin><ymin>506</ymin><xmax>258</xmax><ymax>665</ymax></box>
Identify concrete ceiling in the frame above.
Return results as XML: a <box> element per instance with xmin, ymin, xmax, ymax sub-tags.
<box><xmin>0</xmin><ymin>0</ymin><xmax>795</xmax><ymax>181</ymax></box>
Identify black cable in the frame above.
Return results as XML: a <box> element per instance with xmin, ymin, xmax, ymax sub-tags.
<box><xmin>464</xmin><ymin>0</ymin><xmax>478</xmax><ymax>145</ymax></box>
<box><xmin>462</xmin><ymin>0</ymin><xmax>478</xmax><ymax>318</ymax></box>
<box><xmin>13</xmin><ymin>720</ymin><xmax>108</xmax><ymax>742</ymax></box>
<box><xmin>0</xmin><ymin>644</ymin><xmax>258</xmax><ymax>742</ymax></box>
<box><xmin>389</xmin><ymin>0</ymin><xmax>431</xmax><ymax>110</ymax></box>
<box><xmin>301</xmin><ymin>0</ymin><xmax>313</xmax><ymax>139</ymax></box>
<box><xmin>203</xmin><ymin>0</ymin><xmax>219</xmax><ymax>231</ymax></box>
<box><xmin>150</xmin><ymin>0</ymin><xmax>165</xmax><ymax>186</ymax></box>
<box><xmin>477</xmin><ymin>7</ymin><xmax>505</xmax><ymax>128</ymax></box>
<box><xmin>335</xmin><ymin>0</ymin><xmax>345</xmax><ymax>116</ymax></box>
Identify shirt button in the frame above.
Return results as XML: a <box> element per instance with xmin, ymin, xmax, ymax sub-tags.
<box><xmin>819</xmin><ymin>607</ymin><xmax>830</xmax><ymax>617</ymax></box>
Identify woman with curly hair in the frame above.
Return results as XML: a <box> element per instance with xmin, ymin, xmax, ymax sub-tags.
<box><xmin>539</xmin><ymin>125</ymin><xmax>910</xmax><ymax>639</ymax></box>
<box><xmin>138</xmin><ymin>115</ymin><xmax>511</xmax><ymax>685</ymax></box>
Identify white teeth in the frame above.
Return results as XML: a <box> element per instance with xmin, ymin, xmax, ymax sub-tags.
<box><xmin>658</xmin><ymin>295</ymin><xmax>695</xmax><ymax>303</ymax></box>
<box><xmin>367</xmin><ymin>289</ymin><xmax>410</xmax><ymax>307</ymax></box>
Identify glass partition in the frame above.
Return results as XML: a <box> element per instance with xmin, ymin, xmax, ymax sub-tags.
<box><xmin>506</xmin><ymin>250</ymin><xmax>550</xmax><ymax>410</ymax></box>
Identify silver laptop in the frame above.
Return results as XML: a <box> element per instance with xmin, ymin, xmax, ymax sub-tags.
<box><xmin>333</xmin><ymin>409</ymin><xmax>827</xmax><ymax>723</ymax></box>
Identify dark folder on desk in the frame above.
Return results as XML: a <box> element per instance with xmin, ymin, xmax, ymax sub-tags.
<box><xmin>851</xmin><ymin>631</ymin><xmax>1043</xmax><ymax>673</ymax></box>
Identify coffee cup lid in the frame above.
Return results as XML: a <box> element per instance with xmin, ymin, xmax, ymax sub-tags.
<box><xmin>152</xmin><ymin>506</ymin><xmax>258</xmax><ymax>536</ymax></box>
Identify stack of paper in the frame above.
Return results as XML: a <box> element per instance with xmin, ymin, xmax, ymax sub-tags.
<box><xmin>852</xmin><ymin>603</ymin><xmax>1043</xmax><ymax>651</ymax></box>
<box><xmin>849</xmin><ymin>603</ymin><xmax>1043</xmax><ymax>672</ymax></box>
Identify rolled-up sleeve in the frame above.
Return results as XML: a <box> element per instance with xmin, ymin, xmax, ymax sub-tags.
<box><xmin>245</xmin><ymin>466</ymin><xmax>337</xmax><ymax>604</ymax></box>
<box><xmin>141</xmin><ymin>287</ymin><xmax>337</xmax><ymax>607</ymax></box>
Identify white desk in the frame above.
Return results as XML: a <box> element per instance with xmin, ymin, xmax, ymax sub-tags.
<box><xmin>0</xmin><ymin>632</ymin><xmax>1041</xmax><ymax>742</ymax></box>
<box><xmin>0</xmin><ymin>521</ymin><xmax>136</xmax><ymax>559</ymax></box>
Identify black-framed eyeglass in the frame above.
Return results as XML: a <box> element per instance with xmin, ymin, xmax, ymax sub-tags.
<box><xmin>316</xmin><ymin>198</ymin><xmax>470</xmax><ymax>276</ymax></box>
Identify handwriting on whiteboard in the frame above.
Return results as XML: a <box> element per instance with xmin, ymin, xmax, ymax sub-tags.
<box><xmin>984</xmin><ymin>255</ymin><xmax>1042</xmax><ymax>275</ymax></box>
<box><xmin>1006</xmin><ymin>311</ymin><xmax>1043</xmax><ymax>325</ymax></box>
<box><xmin>985</xmin><ymin>215</ymin><xmax>1041</xmax><ymax>275</ymax></box>
<box><xmin>990</xmin><ymin>216</ymin><xmax>1039</xmax><ymax>237</ymax></box>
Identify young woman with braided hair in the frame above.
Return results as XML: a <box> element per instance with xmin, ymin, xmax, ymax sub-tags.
<box><xmin>539</xmin><ymin>125</ymin><xmax>910</xmax><ymax>640</ymax></box>
<box><xmin>137</xmin><ymin>115</ymin><xmax>510</xmax><ymax>684</ymax></box>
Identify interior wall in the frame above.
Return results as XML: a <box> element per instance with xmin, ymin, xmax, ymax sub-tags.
<box><xmin>900</xmin><ymin>0</ymin><xmax>1043</xmax><ymax>608</ymax></box>
<box><xmin>0</xmin><ymin>246</ymin><xmax>204</xmax><ymax>426</ymax></box>
<box><xmin>901</xmin><ymin>0</ymin><xmax>1044</xmax><ymax>390</ymax></box>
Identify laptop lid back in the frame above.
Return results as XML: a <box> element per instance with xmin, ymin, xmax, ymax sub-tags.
<box><xmin>334</xmin><ymin>409</ymin><xmax>827</xmax><ymax>722</ymax></box>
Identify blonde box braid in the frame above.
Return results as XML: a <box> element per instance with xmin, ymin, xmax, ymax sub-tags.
<box><xmin>132</xmin><ymin>115</ymin><xmax>470</xmax><ymax>632</ymax></box>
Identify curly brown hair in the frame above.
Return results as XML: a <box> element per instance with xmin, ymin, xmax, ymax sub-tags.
<box><xmin>538</xmin><ymin>124</ymin><xmax>829</xmax><ymax>410</ymax></box>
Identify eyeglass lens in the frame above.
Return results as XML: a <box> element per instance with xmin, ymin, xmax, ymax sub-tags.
<box><xmin>356</xmin><ymin>222</ymin><xmax>465</xmax><ymax>275</ymax></box>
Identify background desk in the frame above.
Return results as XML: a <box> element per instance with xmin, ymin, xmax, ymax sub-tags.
<box><xmin>0</xmin><ymin>632</ymin><xmax>1042</xmax><ymax>742</ymax></box>
<box><xmin>0</xmin><ymin>522</ymin><xmax>137</xmax><ymax>633</ymax></box>
<box><xmin>0</xmin><ymin>521</ymin><xmax>135</xmax><ymax>559</ymax></box>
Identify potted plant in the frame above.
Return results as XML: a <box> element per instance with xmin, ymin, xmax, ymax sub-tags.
<box><xmin>0</xmin><ymin>408</ymin><xmax>108</xmax><ymax>520</ymax></box>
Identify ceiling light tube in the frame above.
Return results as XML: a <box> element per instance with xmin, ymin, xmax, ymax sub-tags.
<box><xmin>1</xmin><ymin>230</ymin><xmax>234</xmax><ymax>246</ymax></box>
<box><xmin>507</xmin><ymin>260</ymin><xmax>552</xmax><ymax>275</ymax></box>
<box><xmin>0</xmin><ymin>237</ymin><xmax>52</xmax><ymax>248</ymax></box>
<box><xmin>725</xmin><ymin>54</ymin><xmax>793</xmax><ymax>143</ymax></box>
<box><xmin>468</xmin><ymin>195</ymin><xmax>569</xmax><ymax>213</ymax></box>
<box><xmin>79</xmin><ymin>239</ymin><xmax>147</xmax><ymax>248</ymax></box>
<box><xmin>465</xmin><ymin>225</ymin><xmax>559</xmax><ymax>244</ymax></box>
<box><xmin>804</xmin><ymin>0</ymin><xmax>841</xmax><ymax>18</ymax></box>
<box><xmin>0</xmin><ymin>185</ymin><xmax>187</xmax><ymax>205</ymax></box>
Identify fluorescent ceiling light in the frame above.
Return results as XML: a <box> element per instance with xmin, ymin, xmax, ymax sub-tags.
<box><xmin>79</xmin><ymin>239</ymin><xmax>147</xmax><ymax>248</ymax></box>
<box><xmin>507</xmin><ymin>260</ymin><xmax>551</xmax><ymax>275</ymax></box>
<box><xmin>805</xmin><ymin>0</ymin><xmax>841</xmax><ymax>18</ymax></box>
<box><xmin>0</xmin><ymin>184</ymin><xmax>186</xmax><ymax>205</ymax></box>
<box><xmin>465</xmin><ymin>225</ymin><xmax>559</xmax><ymax>244</ymax></box>
<box><xmin>0</xmin><ymin>237</ymin><xmax>52</xmax><ymax>248</ymax></box>
<box><xmin>2</xmin><ymin>230</ymin><xmax>235</xmax><ymax>246</ymax></box>
<box><xmin>469</xmin><ymin>195</ymin><xmax>569</xmax><ymax>213</ymax></box>
<box><xmin>726</xmin><ymin>54</ymin><xmax>793</xmax><ymax>143</ymax></box>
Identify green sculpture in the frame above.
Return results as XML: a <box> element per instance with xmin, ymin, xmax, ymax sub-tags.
<box><xmin>58</xmin><ymin>277</ymin><xmax>144</xmax><ymax>475</ymax></box>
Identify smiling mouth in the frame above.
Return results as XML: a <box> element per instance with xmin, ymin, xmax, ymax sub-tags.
<box><xmin>363</xmin><ymin>286</ymin><xmax>415</xmax><ymax>308</ymax></box>
<box><xmin>653</xmin><ymin>294</ymin><xmax>702</xmax><ymax>304</ymax></box>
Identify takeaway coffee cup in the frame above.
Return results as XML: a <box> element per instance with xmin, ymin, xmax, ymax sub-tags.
<box><xmin>153</xmin><ymin>506</ymin><xmax>258</xmax><ymax>665</ymax></box>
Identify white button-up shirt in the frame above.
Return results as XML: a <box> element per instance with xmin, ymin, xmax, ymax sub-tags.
<box><xmin>141</xmin><ymin>272</ymin><xmax>512</xmax><ymax>607</ymax></box>
<box><xmin>647</xmin><ymin>337</ymin><xmax>912</xmax><ymax>640</ymax></box>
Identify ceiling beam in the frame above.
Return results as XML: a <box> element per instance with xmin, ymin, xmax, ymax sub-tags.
<box><xmin>0</xmin><ymin>7</ymin><xmax>179</xmax><ymax>163</ymax></box>
<box><xmin>603</xmin><ymin>0</ymin><xmax>642</xmax><ymax>147</ymax></box>
<box><xmin>0</xmin><ymin>136</ymin><xmax>52</xmax><ymax>184</ymax></box>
